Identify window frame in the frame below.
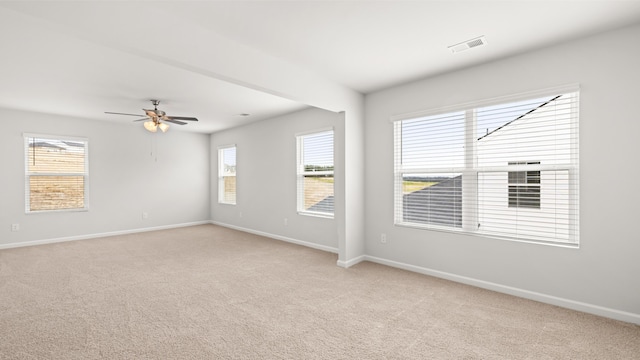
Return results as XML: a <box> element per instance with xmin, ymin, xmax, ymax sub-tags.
<box><xmin>24</xmin><ymin>133</ymin><xmax>89</xmax><ymax>214</ymax></box>
<box><xmin>392</xmin><ymin>84</ymin><xmax>580</xmax><ymax>246</ymax></box>
<box><xmin>218</xmin><ymin>145</ymin><xmax>237</xmax><ymax>205</ymax></box>
<box><xmin>296</xmin><ymin>128</ymin><xmax>335</xmax><ymax>218</ymax></box>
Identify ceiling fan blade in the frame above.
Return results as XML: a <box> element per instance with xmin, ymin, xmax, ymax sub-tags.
<box><xmin>166</xmin><ymin>116</ymin><xmax>198</xmax><ymax>121</ymax></box>
<box><xmin>144</xmin><ymin>109</ymin><xmax>158</xmax><ymax>117</ymax></box>
<box><xmin>132</xmin><ymin>118</ymin><xmax>149</xmax><ymax>122</ymax></box>
<box><xmin>163</xmin><ymin>119</ymin><xmax>187</xmax><ymax>125</ymax></box>
<box><xmin>105</xmin><ymin>111</ymin><xmax>143</xmax><ymax>117</ymax></box>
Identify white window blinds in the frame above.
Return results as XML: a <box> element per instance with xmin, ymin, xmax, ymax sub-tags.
<box><xmin>218</xmin><ymin>145</ymin><xmax>237</xmax><ymax>205</ymax></box>
<box><xmin>24</xmin><ymin>134</ymin><xmax>89</xmax><ymax>213</ymax></box>
<box><xmin>394</xmin><ymin>87</ymin><xmax>579</xmax><ymax>245</ymax></box>
<box><xmin>297</xmin><ymin>129</ymin><xmax>334</xmax><ymax>217</ymax></box>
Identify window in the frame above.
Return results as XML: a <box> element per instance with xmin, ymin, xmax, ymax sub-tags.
<box><xmin>24</xmin><ymin>134</ymin><xmax>89</xmax><ymax>213</ymax></box>
<box><xmin>394</xmin><ymin>87</ymin><xmax>579</xmax><ymax>245</ymax></box>
<box><xmin>297</xmin><ymin>129</ymin><xmax>334</xmax><ymax>217</ymax></box>
<box><xmin>508</xmin><ymin>161</ymin><xmax>540</xmax><ymax>209</ymax></box>
<box><xmin>218</xmin><ymin>145</ymin><xmax>236</xmax><ymax>204</ymax></box>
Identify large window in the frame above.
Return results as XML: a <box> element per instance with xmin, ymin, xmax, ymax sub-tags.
<box><xmin>24</xmin><ymin>134</ymin><xmax>89</xmax><ymax>213</ymax></box>
<box><xmin>297</xmin><ymin>129</ymin><xmax>334</xmax><ymax>217</ymax></box>
<box><xmin>394</xmin><ymin>87</ymin><xmax>579</xmax><ymax>245</ymax></box>
<box><xmin>218</xmin><ymin>145</ymin><xmax>236</xmax><ymax>205</ymax></box>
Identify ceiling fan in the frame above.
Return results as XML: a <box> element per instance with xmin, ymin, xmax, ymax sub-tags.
<box><xmin>105</xmin><ymin>99</ymin><xmax>198</xmax><ymax>133</ymax></box>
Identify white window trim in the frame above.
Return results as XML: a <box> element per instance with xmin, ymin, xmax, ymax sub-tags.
<box><xmin>392</xmin><ymin>85</ymin><xmax>580</xmax><ymax>247</ymax></box>
<box><xmin>24</xmin><ymin>133</ymin><xmax>89</xmax><ymax>214</ymax></box>
<box><xmin>296</xmin><ymin>128</ymin><xmax>335</xmax><ymax>218</ymax></box>
<box><xmin>218</xmin><ymin>144</ymin><xmax>236</xmax><ymax>205</ymax></box>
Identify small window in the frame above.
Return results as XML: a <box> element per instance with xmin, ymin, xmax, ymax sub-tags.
<box><xmin>218</xmin><ymin>145</ymin><xmax>236</xmax><ymax>205</ymax></box>
<box><xmin>297</xmin><ymin>129</ymin><xmax>334</xmax><ymax>217</ymax></box>
<box><xmin>508</xmin><ymin>161</ymin><xmax>540</xmax><ymax>209</ymax></box>
<box><xmin>24</xmin><ymin>134</ymin><xmax>89</xmax><ymax>213</ymax></box>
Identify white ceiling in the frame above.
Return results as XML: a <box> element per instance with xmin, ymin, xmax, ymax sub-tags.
<box><xmin>1</xmin><ymin>1</ymin><xmax>639</xmax><ymax>134</ymax></box>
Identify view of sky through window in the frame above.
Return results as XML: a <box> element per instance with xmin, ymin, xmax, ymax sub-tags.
<box><xmin>476</xmin><ymin>96</ymin><xmax>553</xmax><ymax>138</ymax></box>
<box><xmin>401</xmin><ymin>111</ymin><xmax>465</xmax><ymax>169</ymax></box>
<box><xmin>303</xmin><ymin>131</ymin><xmax>333</xmax><ymax>169</ymax></box>
<box><xmin>223</xmin><ymin>146</ymin><xmax>236</xmax><ymax>167</ymax></box>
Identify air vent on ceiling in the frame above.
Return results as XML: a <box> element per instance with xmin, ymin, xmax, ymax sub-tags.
<box><xmin>448</xmin><ymin>36</ymin><xmax>487</xmax><ymax>54</ymax></box>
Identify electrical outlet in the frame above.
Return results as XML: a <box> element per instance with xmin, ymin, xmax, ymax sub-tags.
<box><xmin>284</xmin><ymin>218</ymin><xmax>288</xmax><ymax>226</ymax></box>
<box><xmin>239</xmin><ymin>211</ymin><xmax>243</xmax><ymax>218</ymax></box>
<box><xmin>142</xmin><ymin>212</ymin><xmax>149</xmax><ymax>219</ymax></box>
<box><xmin>380</xmin><ymin>233</ymin><xmax>387</xmax><ymax>244</ymax></box>
<box><xmin>11</xmin><ymin>223</ymin><xmax>20</xmax><ymax>232</ymax></box>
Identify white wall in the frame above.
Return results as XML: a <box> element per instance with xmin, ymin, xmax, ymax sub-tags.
<box><xmin>0</xmin><ymin>108</ymin><xmax>210</xmax><ymax>247</ymax></box>
<box><xmin>211</xmin><ymin>107</ymin><xmax>342</xmax><ymax>252</ymax></box>
<box><xmin>364</xmin><ymin>24</ymin><xmax>640</xmax><ymax>321</ymax></box>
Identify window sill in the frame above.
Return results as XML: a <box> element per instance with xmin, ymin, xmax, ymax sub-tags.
<box><xmin>26</xmin><ymin>208</ymin><xmax>89</xmax><ymax>215</ymax></box>
<box><xmin>394</xmin><ymin>221</ymin><xmax>579</xmax><ymax>249</ymax></box>
<box><xmin>298</xmin><ymin>211</ymin><xmax>334</xmax><ymax>219</ymax></box>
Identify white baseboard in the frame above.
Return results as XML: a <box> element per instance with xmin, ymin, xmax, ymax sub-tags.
<box><xmin>210</xmin><ymin>221</ymin><xmax>339</xmax><ymax>254</ymax></box>
<box><xmin>362</xmin><ymin>255</ymin><xmax>640</xmax><ymax>325</ymax></box>
<box><xmin>337</xmin><ymin>255</ymin><xmax>365</xmax><ymax>268</ymax></box>
<box><xmin>0</xmin><ymin>221</ymin><xmax>211</xmax><ymax>250</ymax></box>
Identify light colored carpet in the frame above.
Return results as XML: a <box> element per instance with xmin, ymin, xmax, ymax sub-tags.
<box><xmin>0</xmin><ymin>224</ymin><xmax>638</xmax><ymax>359</ymax></box>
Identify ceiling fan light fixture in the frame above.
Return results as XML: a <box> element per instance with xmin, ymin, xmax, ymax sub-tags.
<box><xmin>144</xmin><ymin>120</ymin><xmax>158</xmax><ymax>133</ymax></box>
<box><xmin>158</xmin><ymin>122</ymin><xmax>170</xmax><ymax>133</ymax></box>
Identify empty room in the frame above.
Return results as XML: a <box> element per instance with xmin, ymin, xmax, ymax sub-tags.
<box><xmin>1</xmin><ymin>1</ymin><xmax>639</xmax><ymax>358</ymax></box>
